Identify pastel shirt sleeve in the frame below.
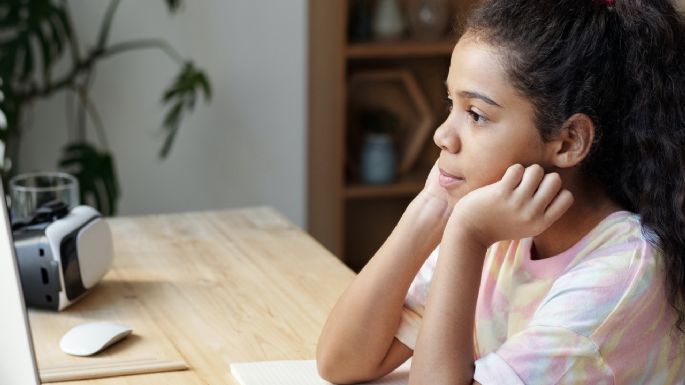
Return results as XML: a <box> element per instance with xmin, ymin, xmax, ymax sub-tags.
<box><xmin>475</xmin><ymin>243</ymin><xmax>655</xmax><ymax>384</ymax></box>
<box><xmin>395</xmin><ymin>247</ymin><xmax>439</xmax><ymax>350</ymax></box>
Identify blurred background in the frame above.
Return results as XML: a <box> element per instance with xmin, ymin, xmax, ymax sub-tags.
<box><xmin>6</xmin><ymin>0</ymin><xmax>685</xmax><ymax>271</ymax></box>
<box><xmin>14</xmin><ymin>1</ymin><xmax>307</xmax><ymax>225</ymax></box>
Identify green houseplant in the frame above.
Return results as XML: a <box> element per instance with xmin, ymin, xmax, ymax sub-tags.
<box><xmin>0</xmin><ymin>0</ymin><xmax>211</xmax><ymax>215</ymax></box>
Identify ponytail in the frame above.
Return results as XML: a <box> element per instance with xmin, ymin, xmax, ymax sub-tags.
<box><xmin>615</xmin><ymin>0</ymin><xmax>685</xmax><ymax>331</ymax></box>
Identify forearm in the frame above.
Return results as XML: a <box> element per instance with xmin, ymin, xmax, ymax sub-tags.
<box><xmin>409</xmin><ymin>226</ymin><xmax>486</xmax><ymax>385</ymax></box>
<box><xmin>317</xmin><ymin>193</ymin><xmax>450</xmax><ymax>382</ymax></box>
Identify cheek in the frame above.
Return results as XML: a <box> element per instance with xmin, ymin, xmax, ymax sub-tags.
<box><xmin>463</xmin><ymin>138</ymin><xmax>539</xmax><ymax>188</ymax></box>
<box><xmin>467</xmin><ymin>144</ymin><xmax>518</xmax><ymax>183</ymax></box>
<box><xmin>468</xmin><ymin>163</ymin><xmax>511</xmax><ymax>189</ymax></box>
<box><xmin>477</xmin><ymin>125</ymin><xmax>545</xmax><ymax>162</ymax></box>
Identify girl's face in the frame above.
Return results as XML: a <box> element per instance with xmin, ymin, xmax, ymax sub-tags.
<box><xmin>435</xmin><ymin>34</ymin><xmax>556</xmax><ymax>200</ymax></box>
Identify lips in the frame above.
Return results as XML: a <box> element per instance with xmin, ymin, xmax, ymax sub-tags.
<box><xmin>438</xmin><ymin>168</ymin><xmax>465</xmax><ymax>189</ymax></box>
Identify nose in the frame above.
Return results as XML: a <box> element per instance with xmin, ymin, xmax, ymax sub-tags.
<box><xmin>433</xmin><ymin>117</ymin><xmax>460</xmax><ymax>153</ymax></box>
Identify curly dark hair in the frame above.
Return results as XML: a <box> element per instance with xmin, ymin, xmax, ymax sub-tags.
<box><xmin>465</xmin><ymin>0</ymin><xmax>685</xmax><ymax>330</ymax></box>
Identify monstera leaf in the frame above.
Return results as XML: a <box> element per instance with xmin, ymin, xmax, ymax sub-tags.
<box><xmin>159</xmin><ymin>61</ymin><xmax>211</xmax><ymax>158</ymax></box>
<box><xmin>0</xmin><ymin>0</ymin><xmax>71</xmax><ymax>134</ymax></box>
<box><xmin>58</xmin><ymin>143</ymin><xmax>120</xmax><ymax>216</ymax></box>
<box><xmin>0</xmin><ymin>1</ymin><xmax>71</xmax><ymax>84</ymax></box>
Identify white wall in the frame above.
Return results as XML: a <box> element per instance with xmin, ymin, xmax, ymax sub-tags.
<box><xmin>19</xmin><ymin>1</ymin><xmax>308</xmax><ymax>227</ymax></box>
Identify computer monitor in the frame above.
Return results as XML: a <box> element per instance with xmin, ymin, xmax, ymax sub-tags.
<box><xmin>0</xmin><ymin>181</ymin><xmax>41</xmax><ymax>385</ymax></box>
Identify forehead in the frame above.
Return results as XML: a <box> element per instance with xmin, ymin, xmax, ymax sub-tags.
<box><xmin>447</xmin><ymin>35</ymin><xmax>520</xmax><ymax>107</ymax></box>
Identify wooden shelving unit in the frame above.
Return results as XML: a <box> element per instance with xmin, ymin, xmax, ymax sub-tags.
<box><xmin>308</xmin><ymin>0</ymin><xmax>474</xmax><ymax>271</ymax></box>
<box><xmin>345</xmin><ymin>171</ymin><xmax>425</xmax><ymax>199</ymax></box>
<box><xmin>347</xmin><ymin>40</ymin><xmax>456</xmax><ymax>59</ymax></box>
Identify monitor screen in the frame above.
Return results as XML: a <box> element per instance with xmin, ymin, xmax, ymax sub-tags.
<box><xmin>0</xmin><ymin>181</ymin><xmax>41</xmax><ymax>385</ymax></box>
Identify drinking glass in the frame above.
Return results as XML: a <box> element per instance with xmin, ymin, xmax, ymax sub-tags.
<box><xmin>9</xmin><ymin>172</ymin><xmax>79</xmax><ymax>223</ymax></box>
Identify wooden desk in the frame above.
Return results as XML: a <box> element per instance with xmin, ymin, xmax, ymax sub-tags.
<box><xmin>29</xmin><ymin>207</ymin><xmax>355</xmax><ymax>384</ymax></box>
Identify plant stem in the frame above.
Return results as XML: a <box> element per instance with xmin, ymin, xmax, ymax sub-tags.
<box><xmin>65</xmin><ymin>86</ymin><xmax>75</xmax><ymax>142</ymax></box>
<box><xmin>17</xmin><ymin>39</ymin><xmax>183</xmax><ymax>101</ymax></box>
<box><xmin>76</xmin><ymin>70</ymin><xmax>110</xmax><ymax>148</ymax></box>
<box><xmin>77</xmin><ymin>84</ymin><xmax>86</xmax><ymax>141</ymax></box>
<box><xmin>75</xmin><ymin>67</ymin><xmax>95</xmax><ymax>141</ymax></box>
<box><xmin>96</xmin><ymin>0</ymin><xmax>122</xmax><ymax>50</ymax></box>
<box><xmin>61</xmin><ymin>0</ymin><xmax>82</xmax><ymax>65</ymax></box>
<box><xmin>104</xmin><ymin>39</ymin><xmax>185</xmax><ymax>64</ymax></box>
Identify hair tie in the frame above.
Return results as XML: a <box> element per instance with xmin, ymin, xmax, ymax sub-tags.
<box><xmin>595</xmin><ymin>0</ymin><xmax>615</xmax><ymax>6</ymax></box>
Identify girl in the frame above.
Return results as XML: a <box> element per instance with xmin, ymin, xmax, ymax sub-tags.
<box><xmin>317</xmin><ymin>0</ymin><xmax>685</xmax><ymax>384</ymax></box>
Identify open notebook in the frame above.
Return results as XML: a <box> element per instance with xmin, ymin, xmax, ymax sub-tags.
<box><xmin>230</xmin><ymin>359</ymin><xmax>410</xmax><ymax>385</ymax></box>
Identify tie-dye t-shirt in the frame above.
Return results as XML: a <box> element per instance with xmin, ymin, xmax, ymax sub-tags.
<box><xmin>396</xmin><ymin>211</ymin><xmax>685</xmax><ymax>384</ymax></box>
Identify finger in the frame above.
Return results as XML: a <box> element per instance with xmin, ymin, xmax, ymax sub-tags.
<box><xmin>499</xmin><ymin>164</ymin><xmax>525</xmax><ymax>190</ymax></box>
<box><xmin>425</xmin><ymin>160</ymin><xmax>440</xmax><ymax>187</ymax></box>
<box><xmin>543</xmin><ymin>189</ymin><xmax>574</xmax><ymax>225</ymax></box>
<box><xmin>531</xmin><ymin>172</ymin><xmax>563</xmax><ymax>210</ymax></box>
<box><xmin>514</xmin><ymin>164</ymin><xmax>545</xmax><ymax>199</ymax></box>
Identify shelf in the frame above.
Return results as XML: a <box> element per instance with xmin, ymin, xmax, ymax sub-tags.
<box><xmin>308</xmin><ymin>0</ymin><xmax>466</xmax><ymax>263</ymax></box>
<box><xmin>348</xmin><ymin>70</ymin><xmax>433</xmax><ymax>175</ymax></box>
<box><xmin>345</xmin><ymin>174</ymin><xmax>425</xmax><ymax>199</ymax></box>
<box><xmin>347</xmin><ymin>40</ymin><xmax>455</xmax><ymax>59</ymax></box>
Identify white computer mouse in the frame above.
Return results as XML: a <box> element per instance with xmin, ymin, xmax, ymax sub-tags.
<box><xmin>59</xmin><ymin>321</ymin><xmax>132</xmax><ymax>356</ymax></box>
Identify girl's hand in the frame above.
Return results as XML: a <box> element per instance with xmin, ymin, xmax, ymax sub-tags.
<box><xmin>450</xmin><ymin>164</ymin><xmax>574</xmax><ymax>248</ymax></box>
<box><xmin>411</xmin><ymin>161</ymin><xmax>457</xmax><ymax>222</ymax></box>
<box><xmin>422</xmin><ymin>160</ymin><xmax>463</xmax><ymax>206</ymax></box>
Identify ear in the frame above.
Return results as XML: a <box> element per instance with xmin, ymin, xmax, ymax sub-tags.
<box><xmin>548</xmin><ymin>113</ymin><xmax>595</xmax><ymax>168</ymax></box>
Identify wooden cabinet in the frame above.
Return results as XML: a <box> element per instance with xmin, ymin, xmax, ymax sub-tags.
<box><xmin>308</xmin><ymin>0</ymin><xmax>473</xmax><ymax>271</ymax></box>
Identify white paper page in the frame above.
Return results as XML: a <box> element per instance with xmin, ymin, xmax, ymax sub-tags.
<box><xmin>230</xmin><ymin>359</ymin><xmax>410</xmax><ymax>385</ymax></box>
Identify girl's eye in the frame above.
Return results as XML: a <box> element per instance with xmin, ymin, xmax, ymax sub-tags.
<box><xmin>443</xmin><ymin>97</ymin><xmax>453</xmax><ymax>112</ymax></box>
<box><xmin>468</xmin><ymin>108</ymin><xmax>487</xmax><ymax>124</ymax></box>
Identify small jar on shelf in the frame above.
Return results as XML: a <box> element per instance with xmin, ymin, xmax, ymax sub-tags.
<box><xmin>371</xmin><ymin>0</ymin><xmax>406</xmax><ymax>40</ymax></box>
<box><xmin>358</xmin><ymin>108</ymin><xmax>399</xmax><ymax>185</ymax></box>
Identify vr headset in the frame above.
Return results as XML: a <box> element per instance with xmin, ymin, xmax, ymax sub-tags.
<box><xmin>12</xmin><ymin>201</ymin><xmax>113</xmax><ymax>311</ymax></box>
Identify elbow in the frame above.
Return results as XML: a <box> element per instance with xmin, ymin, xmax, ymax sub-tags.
<box><xmin>317</xmin><ymin>359</ymin><xmax>370</xmax><ymax>385</ymax></box>
<box><xmin>316</xmin><ymin>355</ymin><xmax>344</xmax><ymax>384</ymax></box>
<box><xmin>316</xmin><ymin>352</ymin><xmax>348</xmax><ymax>384</ymax></box>
<box><xmin>316</xmin><ymin>346</ymin><xmax>376</xmax><ymax>384</ymax></box>
<box><xmin>316</xmin><ymin>347</ymin><xmax>352</xmax><ymax>384</ymax></box>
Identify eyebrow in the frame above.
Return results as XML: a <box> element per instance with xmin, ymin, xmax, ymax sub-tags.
<box><xmin>445</xmin><ymin>82</ymin><xmax>502</xmax><ymax>108</ymax></box>
<box><xmin>458</xmin><ymin>91</ymin><xmax>502</xmax><ymax>108</ymax></box>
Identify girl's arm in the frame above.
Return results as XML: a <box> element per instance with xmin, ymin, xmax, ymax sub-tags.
<box><xmin>409</xmin><ymin>165</ymin><xmax>573</xmax><ymax>385</ymax></box>
<box><xmin>410</xmin><ymin>227</ymin><xmax>486</xmax><ymax>385</ymax></box>
<box><xmin>317</xmin><ymin>165</ymin><xmax>453</xmax><ymax>384</ymax></box>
